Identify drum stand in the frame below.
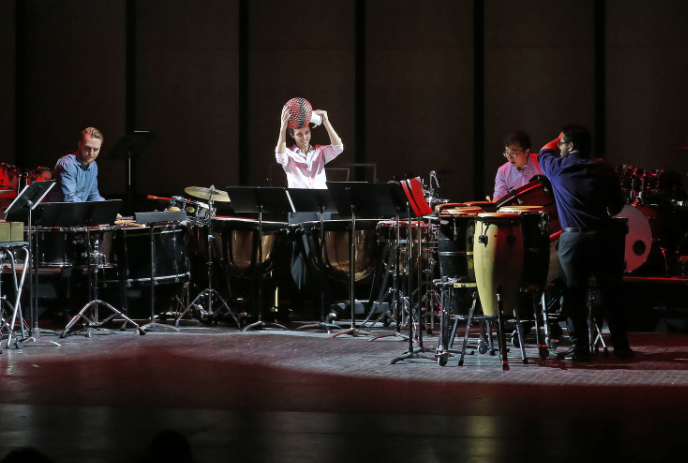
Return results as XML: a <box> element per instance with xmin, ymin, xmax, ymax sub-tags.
<box><xmin>368</xmin><ymin>218</ymin><xmax>411</xmax><ymax>341</ymax></box>
<box><xmin>0</xmin><ymin>243</ymin><xmax>31</xmax><ymax>350</ymax></box>
<box><xmin>391</xmin><ymin>212</ymin><xmax>436</xmax><ymax>363</ymax></box>
<box><xmin>175</xmin><ymin>200</ymin><xmax>239</xmax><ymax>329</ymax></box>
<box><xmin>61</xmin><ymin>228</ymin><xmax>145</xmax><ymax>338</ymax></box>
<box><xmin>587</xmin><ymin>277</ymin><xmax>609</xmax><ymax>355</ymax></box>
<box><xmin>435</xmin><ymin>279</ymin><xmax>482</xmax><ymax>365</ymax></box>
<box><xmin>141</xmin><ymin>223</ymin><xmax>181</xmax><ymax>332</ymax></box>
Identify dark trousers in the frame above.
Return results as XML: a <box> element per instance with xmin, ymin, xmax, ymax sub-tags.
<box><xmin>557</xmin><ymin>229</ymin><xmax>629</xmax><ymax>348</ymax></box>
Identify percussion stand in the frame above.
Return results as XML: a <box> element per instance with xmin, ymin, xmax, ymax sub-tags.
<box><xmin>391</xmin><ymin>203</ymin><xmax>436</xmax><ymax>363</ymax></box>
<box><xmin>61</xmin><ymin>202</ymin><xmax>146</xmax><ymax>338</ymax></box>
<box><xmin>140</xmin><ymin>220</ymin><xmax>183</xmax><ymax>332</ymax></box>
<box><xmin>366</xmin><ymin>215</ymin><xmax>410</xmax><ymax>340</ymax></box>
<box><xmin>366</xmin><ymin>184</ymin><xmax>415</xmax><ymax>341</ymax></box>
<box><xmin>225</xmin><ymin>187</ymin><xmax>292</xmax><ymax>331</ymax></box>
<box><xmin>174</xmin><ymin>196</ymin><xmax>239</xmax><ymax>329</ymax></box>
<box><xmin>4</xmin><ymin>181</ymin><xmax>61</xmax><ymax>348</ymax></box>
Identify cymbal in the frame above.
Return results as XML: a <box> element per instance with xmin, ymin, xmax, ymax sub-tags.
<box><xmin>184</xmin><ymin>186</ymin><xmax>231</xmax><ymax>202</ymax></box>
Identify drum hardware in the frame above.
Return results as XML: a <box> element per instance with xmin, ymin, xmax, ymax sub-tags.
<box><xmin>61</xmin><ymin>226</ymin><xmax>146</xmax><ymax>338</ymax></box>
<box><xmin>387</xmin><ymin>179</ymin><xmax>436</xmax><ymax>362</ymax></box>
<box><xmin>175</xmin><ymin>189</ymin><xmax>239</xmax><ymax>329</ymax></box>
<box><xmin>136</xmin><ymin>221</ymin><xmax>187</xmax><ymax>333</ymax></box>
<box><xmin>0</xmin><ymin>243</ymin><xmax>31</xmax><ymax>350</ymax></box>
<box><xmin>365</xmin><ymin>217</ymin><xmax>412</xmax><ymax>340</ymax></box>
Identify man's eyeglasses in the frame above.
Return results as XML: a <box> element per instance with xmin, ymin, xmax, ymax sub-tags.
<box><xmin>503</xmin><ymin>150</ymin><xmax>523</xmax><ymax>159</ymax></box>
<box><xmin>558</xmin><ymin>140</ymin><xmax>570</xmax><ymax>147</ymax></box>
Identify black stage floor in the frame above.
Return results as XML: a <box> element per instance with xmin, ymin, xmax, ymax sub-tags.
<box><xmin>0</xmin><ymin>322</ymin><xmax>687</xmax><ymax>462</ymax></box>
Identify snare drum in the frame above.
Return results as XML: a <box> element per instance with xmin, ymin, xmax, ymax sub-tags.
<box><xmin>303</xmin><ymin>219</ymin><xmax>382</xmax><ymax>282</ymax></box>
<box><xmin>171</xmin><ymin>197</ymin><xmax>213</xmax><ymax>225</ymax></box>
<box><xmin>473</xmin><ymin>213</ymin><xmax>523</xmax><ymax>317</ymax></box>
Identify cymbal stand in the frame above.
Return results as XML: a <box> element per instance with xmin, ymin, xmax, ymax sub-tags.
<box><xmin>62</xmin><ymin>227</ymin><xmax>145</xmax><ymax>338</ymax></box>
<box><xmin>331</xmin><ymin>200</ymin><xmax>374</xmax><ymax>338</ymax></box>
<box><xmin>175</xmin><ymin>195</ymin><xmax>239</xmax><ymax>328</ymax></box>
<box><xmin>391</xmin><ymin>206</ymin><xmax>435</xmax><ymax>363</ymax></box>
<box><xmin>141</xmin><ymin>223</ymin><xmax>181</xmax><ymax>332</ymax></box>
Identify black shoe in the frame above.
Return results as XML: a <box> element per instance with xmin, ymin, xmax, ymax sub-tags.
<box><xmin>613</xmin><ymin>345</ymin><xmax>634</xmax><ymax>359</ymax></box>
<box><xmin>557</xmin><ymin>346</ymin><xmax>591</xmax><ymax>361</ymax></box>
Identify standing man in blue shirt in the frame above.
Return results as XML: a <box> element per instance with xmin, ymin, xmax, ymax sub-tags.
<box><xmin>538</xmin><ymin>125</ymin><xmax>632</xmax><ymax>360</ymax></box>
<box><xmin>491</xmin><ymin>130</ymin><xmax>543</xmax><ymax>201</ymax></box>
<box><xmin>49</xmin><ymin>127</ymin><xmax>106</xmax><ymax>202</ymax></box>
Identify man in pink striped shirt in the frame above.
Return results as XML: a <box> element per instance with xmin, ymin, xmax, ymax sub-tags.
<box><xmin>492</xmin><ymin>130</ymin><xmax>543</xmax><ymax>201</ymax></box>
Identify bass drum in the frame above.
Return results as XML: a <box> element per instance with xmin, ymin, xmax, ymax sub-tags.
<box><xmin>614</xmin><ymin>204</ymin><xmax>664</xmax><ymax>274</ymax></box>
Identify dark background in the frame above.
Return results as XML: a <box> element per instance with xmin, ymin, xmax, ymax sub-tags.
<box><xmin>2</xmin><ymin>0</ymin><xmax>688</xmax><ymax>208</ymax></box>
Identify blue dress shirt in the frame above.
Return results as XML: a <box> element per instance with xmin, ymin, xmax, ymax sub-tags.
<box><xmin>48</xmin><ymin>153</ymin><xmax>105</xmax><ymax>202</ymax></box>
<box><xmin>537</xmin><ymin>148</ymin><xmax>624</xmax><ymax>229</ymax></box>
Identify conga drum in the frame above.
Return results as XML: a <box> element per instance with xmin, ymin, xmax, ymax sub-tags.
<box><xmin>498</xmin><ymin>205</ymin><xmax>551</xmax><ymax>287</ymax></box>
<box><xmin>437</xmin><ymin>207</ymin><xmax>484</xmax><ymax>281</ymax></box>
<box><xmin>464</xmin><ymin>201</ymin><xmax>498</xmax><ymax>213</ymax></box>
<box><xmin>473</xmin><ymin>213</ymin><xmax>523</xmax><ymax>317</ymax></box>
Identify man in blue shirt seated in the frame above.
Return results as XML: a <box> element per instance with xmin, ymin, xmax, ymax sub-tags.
<box><xmin>538</xmin><ymin>125</ymin><xmax>632</xmax><ymax>360</ymax></box>
<box><xmin>48</xmin><ymin>127</ymin><xmax>106</xmax><ymax>202</ymax></box>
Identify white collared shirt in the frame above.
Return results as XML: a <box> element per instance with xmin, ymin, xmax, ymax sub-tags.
<box><xmin>275</xmin><ymin>143</ymin><xmax>344</xmax><ymax>189</ymax></box>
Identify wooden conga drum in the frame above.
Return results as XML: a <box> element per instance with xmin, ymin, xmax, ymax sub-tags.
<box><xmin>473</xmin><ymin>213</ymin><xmax>523</xmax><ymax>317</ymax></box>
<box><xmin>498</xmin><ymin>205</ymin><xmax>551</xmax><ymax>287</ymax></box>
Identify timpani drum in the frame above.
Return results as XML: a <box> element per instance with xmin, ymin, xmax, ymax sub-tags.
<box><xmin>473</xmin><ymin>213</ymin><xmax>523</xmax><ymax>317</ymax></box>
<box><xmin>303</xmin><ymin>219</ymin><xmax>382</xmax><ymax>283</ymax></box>
<box><xmin>210</xmin><ymin>218</ymin><xmax>286</xmax><ymax>278</ymax></box>
<box><xmin>464</xmin><ymin>201</ymin><xmax>498</xmax><ymax>213</ymax></box>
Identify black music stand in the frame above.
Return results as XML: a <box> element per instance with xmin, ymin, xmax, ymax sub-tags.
<box><xmin>325</xmin><ymin>182</ymin><xmax>397</xmax><ymax>338</ymax></box>
<box><xmin>109</xmin><ymin>131</ymin><xmax>152</xmax><ymax>215</ymax></box>
<box><xmin>55</xmin><ymin>201</ymin><xmax>146</xmax><ymax>338</ymax></box>
<box><xmin>287</xmin><ymin>188</ymin><xmax>341</xmax><ymax>332</ymax></box>
<box><xmin>227</xmin><ymin>187</ymin><xmax>293</xmax><ymax>331</ymax></box>
<box><xmin>4</xmin><ymin>181</ymin><xmax>58</xmax><ymax>348</ymax></box>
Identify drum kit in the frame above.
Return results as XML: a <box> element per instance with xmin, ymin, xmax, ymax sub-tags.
<box><xmin>613</xmin><ymin>164</ymin><xmax>688</xmax><ymax>276</ymax></box>
<box><xmin>0</xmin><ymin>164</ymin><xmax>54</xmax><ymax>207</ymax></box>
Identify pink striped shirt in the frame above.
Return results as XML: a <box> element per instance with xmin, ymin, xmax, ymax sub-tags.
<box><xmin>275</xmin><ymin>144</ymin><xmax>344</xmax><ymax>189</ymax></box>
